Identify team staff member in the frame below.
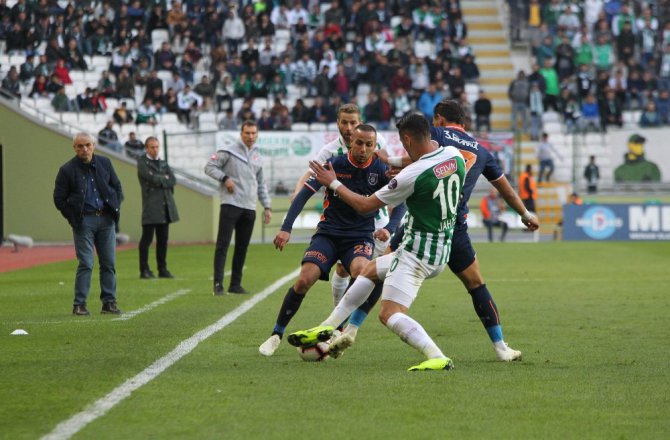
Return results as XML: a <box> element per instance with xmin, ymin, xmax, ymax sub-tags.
<box><xmin>205</xmin><ymin>120</ymin><xmax>272</xmax><ymax>296</ymax></box>
<box><xmin>54</xmin><ymin>132</ymin><xmax>123</xmax><ymax>316</ymax></box>
<box><xmin>137</xmin><ymin>136</ymin><xmax>179</xmax><ymax>279</ymax></box>
<box><xmin>519</xmin><ymin>164</ymin><xmax>537</xmax><ymax>213</ymax></box>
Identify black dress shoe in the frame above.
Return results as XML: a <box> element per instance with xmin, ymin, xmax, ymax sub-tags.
<box><xmin>158</xmin><ymin>270</ymin><xmax>174</xmax><ymax>279</ymax></box>
<box><xmin>72</xmin><ymin>304</ymin><xmax>90</xmax><ymax>316</ymax></box>
<box><xmin>228</xmin><ymin>285</ymin><xmax>250</xmax><ymax>294</ymax></box>
<box><xmin>140</xmin><ymin>270</ymin><xmax>155</xmax><ymax>279</ymax></box>
<box><xmin>101</xmin><ymin>301</ymin><xmax>122</xmax><ymax>314</ymax></box>
<box><xmin>213</xmin><ymin>282</ymin><xmax>225</xmax><ymax>296</ymax></box>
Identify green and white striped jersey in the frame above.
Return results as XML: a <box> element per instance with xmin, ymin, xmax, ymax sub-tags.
<box><xmin>375</xmin><ymin>146</ymin><xmax>466</xmax><ymax>265</ymax></box>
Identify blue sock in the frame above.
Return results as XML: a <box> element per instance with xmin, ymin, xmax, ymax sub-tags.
<box><xmin>469</xmin><ymin>284</ymin><xmax>504</xmax><ymax>343</ymax></box>
<box><xmin>349</xmin><ymin>309</ymin><xmax>368</xmax><ymax>327</ymax></box>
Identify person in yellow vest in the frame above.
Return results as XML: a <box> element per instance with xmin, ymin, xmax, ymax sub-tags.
<box><xmin>518</xmin><ymin>164</ymin><xmax>537</xmax><ymax>213</ymax></box>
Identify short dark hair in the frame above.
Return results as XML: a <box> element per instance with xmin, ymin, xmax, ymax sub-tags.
<box><xmin>396</xmin><ymin>113</ymin><xmax>430</xmax><ymax>141</ymax></box>
<box><xmin>354</xmin><ymin>124</ymin><xmax>377</xmax><ymax>135</ymax></box>
<box><xmin>434</xmin><ymin>100</ymin><xmax>466</xmax><ymax>125</ymax></box>
<box><xmin>145</xmin><ymin>136</ymin><xmax>159</xmax><ymax>145</ymax></box>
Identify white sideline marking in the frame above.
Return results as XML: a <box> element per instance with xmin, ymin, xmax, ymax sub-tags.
<box><xmin>112</xmin><ymin>289</ymin><xmax>191</xmax><ymax>321</ymax></box>
<box><xmin>41</xmin><ymin>268</ymin><xmax>300</xmax><ymax>440</ymax></box>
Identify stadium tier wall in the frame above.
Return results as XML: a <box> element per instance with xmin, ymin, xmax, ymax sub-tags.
<box><xmin>0</xmin><ymin>101</ymin><xmax>218</xmax><ymax>243</ymax></box>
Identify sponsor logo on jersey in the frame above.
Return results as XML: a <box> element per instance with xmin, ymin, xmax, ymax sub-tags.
<box><xmin>368</xmin><ymin>173</ymin><xmax>378</xmax><ymax>185</ymax></box>
<box><xmin>388</xmin><ymin>178</ymin><xmax>398</xmax><ymax>190</ymax></box>
<box><xmin>433</xmin><ymin>159</ymin><xmax>458</xmax><ymax>179</ymax></box>
<box><xmin>304</xmin><ymin>250</ymin><xmax>328</xmax><ymax>263</ymax></box>
<box><xmin>443</xmin><ymin>130</ymin><xmax>479</xmax><ymax>149</ymax></box>
<box><xmin>336</xmin><ymin>172</ymin><xmax>352</xmax><ymax>179</ymax></box>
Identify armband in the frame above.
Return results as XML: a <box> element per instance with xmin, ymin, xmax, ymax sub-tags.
<box><xmin>521</xmin><ymin>210</ymin><xmax>534</xmax><ymax>221</ymax></box>
<box><xmin>329</xmin><ymin>180</ymin><xmax>343</xmax><ymax>192</ymax></box>
<box><xmin>388</xmin><ymin>156</ymin><xmax>403</xmax><ymax>167</ymax></box>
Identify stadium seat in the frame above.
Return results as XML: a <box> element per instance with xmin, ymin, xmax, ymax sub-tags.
<box><xmin>78</xmin><ymin>113</ymin><xmax>96</xmax><ymax>124</ymax></box>
<box><xmin>309</xmin><ymin>122</ymin><xmax>327</xmax><ymax>132</ymax></box>
<box><xmin>60</xmin><ymin>112</ymin><xmax>78</xmax><ymax>125</ymax></box>
<box><xmin>199</xmin><ymin>113</ymin><xmax>216</xmax><ymax>125</ymax></box>
<box><xmin>120</xmin><ymin>99</ymin><xmax>135</xmax><ymax>110</ymax></box>
<box><xmin>91</xmin><ymin>56</ymin><xmax>109</xmax><ymax>71</ymax></box>
<box><xmin>9</xmin><ymin>54</ymin><xmax>26</xmax><ymax>66</ymax></box>
<box><xmin>151</xmin><ymin>29</ymin><xmax>170</xmax><ymax>52</ymax></box>
<box><xmin>199</xmin><ymin>122</ymin><xmax>218</xmax><ymax>131</ymax></box>
<box><xmin>414</xmin><ymin>41</ymin><xmax>435</xmax><ymax>59</ymax></box>
<box><xmin>160</xmin><ymin>113</ymin><xmax>180</xmax><ymax>124</ymax></box>
<box><xmin>105</xmin><ymin>97</ymin><xmax>119</xmax><ymax>109</ymax></box>
<box><xmin>292</xmin><ymin>122</ymin><xmax>309</xmax><ymax>131</ymax></box>
<box><xmin>69</xmin><ymin>71</ymin><xmax>85</xmax><ymax>82</ymax></box>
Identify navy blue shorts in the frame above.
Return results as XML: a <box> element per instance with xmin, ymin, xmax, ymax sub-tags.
<box><xmin>302</xmin><ymin>233</ymin><xmax>374</xmax><ymax>281</ymax></box>
<box><xmin>447</xmin><ymin>223</ymin><xmax>476</xmax><ymax>274</ymax></box>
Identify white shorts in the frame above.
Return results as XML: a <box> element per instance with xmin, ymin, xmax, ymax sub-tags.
<box><xmin>379</xmin><ymin>249</ymin><xmax>446</xmax><ymax>309</ymax></box>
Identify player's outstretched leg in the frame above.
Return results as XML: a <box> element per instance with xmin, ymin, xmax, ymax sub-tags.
<box><xmin>469</xmin><ymin>284</ymin><xmax>522</xmax><ymax>362</ymax></box>
<box><xmin>331</xmin><ymin>269</ymin><xmax>350</xmax><ymax>307</ymax></box>
<box><xmin>385</xmin><ymin>311</ymin><xmax>453</xmax><ymax>372</ymax></box>
<box><xmin>259</xmin><ymin>287</ymin><xmax>305</xmax><ymax>356</ymax></box>
<box><xmin>287</xmin><ymin>325</ymin><xmax>334</xmax><ymax>347</ymax></box>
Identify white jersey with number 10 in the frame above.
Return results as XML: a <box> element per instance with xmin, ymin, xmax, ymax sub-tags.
<box><xmin>375</xmin><ymin>146</ymin><xmax>466</xmax><ymax>266</ymax></box>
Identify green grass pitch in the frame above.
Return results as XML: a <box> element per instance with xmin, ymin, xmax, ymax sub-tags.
<box><xmin>1</xmin><ymin>242</ymin><xmax>669</xmax><ymax>439</ymax></box>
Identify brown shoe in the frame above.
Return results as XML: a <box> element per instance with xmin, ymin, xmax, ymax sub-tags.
<box><xmin>73</xmin><ymin>304</ymin><xmax>90</xmax><ymax>316</ymax></box>
<box><xmin>101</xmin><ymin>301</ymin><xmax>122</xmax><ymax>315</ymax></box>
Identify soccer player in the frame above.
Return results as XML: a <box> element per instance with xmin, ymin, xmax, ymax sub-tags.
<box><xmin>258</xmin><ymin>125</ymin><xmax>403</xmax><ymax>356</ymax></box>
<box><xmin>291</xmin><ymin>104</ymin><xmax>397</xmax><ymax>310</ymax></box>
<box><xmin>290</xmin><ymin>113</ymin><xmax>466</xmax><ymax>371</ymax></box>
<box><xmin>336</xmin><ymin>100</ymin><xmax>539</xmax><ymax>361</ymax></box>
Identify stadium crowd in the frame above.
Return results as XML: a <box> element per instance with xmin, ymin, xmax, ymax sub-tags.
<box><xmin>0</xmin><ymin>0</ymin><xmax>487</xmax><ymax>145</ymax></box>
<box><xmin>510</xmin><ymin>0</ymin><xmax>670</xmax><ymax>133</ymax></box>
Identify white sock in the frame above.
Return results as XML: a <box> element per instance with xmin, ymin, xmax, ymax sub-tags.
<box><xmin>494</xmin><ymin>341</ymin><xmax>508</xmax><ymax>350</ymax></box>
<box><xmin>386</xmin><ymin>313</ymin><xmax>445</xmax><ymax>359</ymax></box>
<box><xmin>330</xmin><ymin>272</ymin><xmax>350</xmax><ymax>307</ymax></box>
<box><xmin>343</xmin><ymin>324</ymin><xmax>359</xmax><ymax>339</ymax></box>
<box><xmin>322</xmin><ymin>276</ymin><xmax>375</xmax><ymax>327</ymax></box>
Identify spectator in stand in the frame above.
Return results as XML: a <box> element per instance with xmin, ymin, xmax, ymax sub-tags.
<box><xmin>392</xmin><ymin>87</ymin><xmax>411</xmax><ymax>120</ymax></box>
<box><xmin>257</xmin><ymin>109</ymin><xmax>275</xmax><ymax>131</ymax></box>
<box><xmin>154</xmin><ymin>41</ymin><xmax>176</xmax><ymax>71</ymax></box>
<box><xmin>529</xmin><ymin>82</ymin><xmax>544</xmax><ymax>141</ymax></box>
<box><xmin>460</xmin><ymin>55</ymin><xmax>480</xmax><ymax>82</ymax></box>
<box><xmin>233</xmin><ymin>72</ymin><xmax>252</xmax><ymax>99</ymax></box>
<box><xmin>539</xmin><ymin>59</ymin><xmax>559</xmax><ymax>111</ymax></box>
<box><xmin>474</xmin><ymin>89</ymin><xmax>492</xmax><ymax>133</ymax></box>
<box><xmin>291</xmin><ymin>98</ymin><xmax>311</xmax><ymax>123</ymax></box>
<box><xmin>447</xmin><ymin>66</ymin><xmax>466</xmax><ymax>98</ymax></box>
<box><xmin>51</xmin><ymin>86</ymin><xmax>72</xmax><ymax>112</ymax></box>
<box><xmin>583</xmin><ymin>155</ymin><xmax>600</xmax><ymax>194</ymax></box>
<box><xmin>97</xmin><ymin>70</ymin><xmax>115</xmax><ymax>98</ymax></box>
<box><xmin>612</xmin><ymin>4</ymin><xmax>635</xmax><ymax>37</ymax></box>
<box><xmin>115</xmin><ymin>68</ymin><xmax>134</xmax><ymax>100</ymax></box>
<box><xmin>537</xmin><ymin>132</ymin><xmax>562</xmax><ymax>183</ymax></box>
<box><xmin>113</xmin><ymin>102</ymin><xmax>133</xmax><ymax>125</ymax></box>
<box><xmin>314</xmin><ymin>65</ymin><xmax>332</xmax><ymax>98</ymax></box>
<box><xmin>627</xmin><ymin>70</ymin><xmax>644</xmax><ymax>110</ymax></box>
<box><xmin>417</xmin><ymin>84</ymin><xmax>442</xmax><ymax>120</ymax></box>
<box><xmin>145</xmin><ymin>71</ymin><xmax>163</xmax><ymax>97</ymax></box>
<box><xmin>291</xmin><ymin>53</ymin><xmax>318</xmax><ymax>97</ymax></box>
<box><xmin>480</xmin><ymin>188</ymin><xmax>508</xmax><ymax>243</ymax></box>
<box><xmin>274</xmin><ymin>107</ymin><xmax>292</xmax><ymax>131</ymax></box>
<box><xmin>554</xmin><ymin>36</ymin><xmax>575</xmax><ymax>81</ymax></box>
<box><xmin>194</xmin><ymin>75</ymin><xmax>215</xmax><ymax>111</ymax></box>
<box><xmin>98</xmin><ymin>120</ymin><xmax>122</xmax><ymax>152</ymax></box>
<box><xmin>535</xmin><ymin>36</ymin><xmax>555</xmax><ymax>69</ymax></box>
<box><xmin>580</xmin><ymin>93</ymin><xmax>601</xmax><ymax>133</ymax></box>
<box><xmin>177</xmin><ymin>85</ymin><xmax>203</xmax><ymax>127</ymax></box>
<box><xmin>53</xmin><ymin>59</ymin><xmax>72</xmax><ymax>85</ymax></box>
<box><xmin>136</xmin><ymin>97</ymin><xmax>158</xmax><ymax>126</ymax></box>
<box><xmin>110</xmin><ymin>43</ymin><xmax>132</xmax><ymax>76</ymax></box>
<box><xmin>164</xmin><ymin>88</ymin><xmax>179</xmax><ymax>114</ymax></box>
<box><xmin>236</xmin><ymin>98</ymin><xmax>256</xmax><ymax>123</ymax></box>
<box><xmin>310</xmin><ymin>96</ymin><xmax>334</xmax><ymax>124</ymax></box>
<box><xmin>601</xmin><ymin>89</ymin><xmax>623</xmax><ymax>130</ymax></box>
<box><xmin>656</xmin><ymin>89</ymin><xmax>670</xmax><ymax>124</ymax></box>
<box><xmin>29</xmin><ymin>74</ymin><xmax>49</xmax><ymax>98</ymax></box>
<box><xmin>410</xmin><ymin>62</ymin><xmax>429</xmax><ymax>98</ymax></box>
<box><xmin>593</xmin><ymin>35</ymin><xmax>614</xmax><ymax>72</ymax></box>
<box><xmin>90</xmin><ymin>89</ymin><xmax>107</xmax><ymax>114</ymax></box>
<box><xmin>19</xmin><ymin>54</ymin><xmax>36</xmax><ymax>83</ymax></box>
<box><xmin>639</xmin><ymin>101</ymin><xmax>662</xmax><ymax>127</ymax></box>
<box><xmin>558</xmin><ymin>7</ymin><xmax>580</xmax><ymax>39</ymax></box>
<box><xmin>608</xmin><ymin>69</ymin><xmax>627</xmax><ymax>109</ymax></box>
<box><xmin>216</xmin><ymin>76</ymin><xmax>235</xmax><ymax>112</ymax></box>
<box><xmin>542</xmin><ymin>0</ymin><xmax>562</xmax><ymax>34</ymax></box>
<box><xmin>508</xmin><ymin>70</ymin><xmax>530</xmax><ymax>132</ymax></box>
<box><xmin>167</xmin><ymin>1</ymin><xmax>187</xmax><ymax>37</ymax></box>
<box><xmin>223</xmin><ymin>9</ymin><xmax>245</xmax><ymax>54</ymax></box>
<box><xmin>124</xmin><ymin>131</ymin><xmax>145</xmax><ymax>160</ymax></box>
<box><xmin>219</xmin><ymin>109</ymin><xmax>239</xmax><ymax>130</ymax></box>
<box><xmin>617</xmin><ymin>21</ymin><xmax>636</xmax><ymax>66</ymax></box>
<box><xmin>166</xmin><ymin>71</ymin><xmax>185</xmax><ymax>94</ymax></box>
<box><xmin>574</xmin><ymin>32</ymin><xmax>594</xmax><ymax>67</ymax></box>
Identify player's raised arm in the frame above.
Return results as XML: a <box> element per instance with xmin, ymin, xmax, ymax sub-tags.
<box><xmin>274</xmin><ymin>172</ymin><xmax>322</xmax><ymax>250</ymax></box>
<box><xmin>308</xmin><ymin>160</ymin><xmax>385</xmax><ymax>214</ymax></box>
<box><xmin>491</xmin><ymin>175</ymin><xmax>539</xmax><ymax>231</ymax></box>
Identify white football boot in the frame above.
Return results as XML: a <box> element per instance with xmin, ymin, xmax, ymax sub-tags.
<box><xmin>327</xmin><ymin>333</ymin><xmax>355</xmax><ymax>359</ymax></box>
<box><xmin>494</xmin><ymin>342</ymin><xmax>522</xmax><ymax>361</ymax></box>
<box><xmin>259</xmin><ymin>334</ymin><xmax>281</xmax><ymax>356</ymax></box>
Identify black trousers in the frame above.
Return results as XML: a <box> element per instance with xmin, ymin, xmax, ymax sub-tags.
<box><xmin>139</xmin><ymin>223</ymin><xmax>170</xmax><ymax>272</ymax></box>
<box><xmin>214</xmin><ymin>204</ymin><xmax>256</xmax><ymax>287</ymax></box>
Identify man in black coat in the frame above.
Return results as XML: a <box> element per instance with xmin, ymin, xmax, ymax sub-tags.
<box><xmin>53</xmin><ymin>133</ymin><xmax>123</xmax><ymax>316</ymax></box>
<box><xmin>137</xmin><ymin>136</ymin><xmax>179</xmax><ymax>279</ymax></box>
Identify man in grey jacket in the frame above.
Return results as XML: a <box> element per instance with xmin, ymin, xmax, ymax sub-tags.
<box><xmin>205</xmin><ymin>120</ymin><xmax>272</xmax><ymax>295</ymax></box>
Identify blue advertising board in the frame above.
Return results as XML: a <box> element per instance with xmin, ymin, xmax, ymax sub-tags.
<box><xmin>563</xmin><ymin>204</ymin><xmax>670</xmax><ymax>241</ymax></box>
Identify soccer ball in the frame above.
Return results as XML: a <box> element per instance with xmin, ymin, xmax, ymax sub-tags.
<box><xmin>296</xmin><ymin>342</ymin><xmax>330</xmax><ymax>362</ymax></box>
